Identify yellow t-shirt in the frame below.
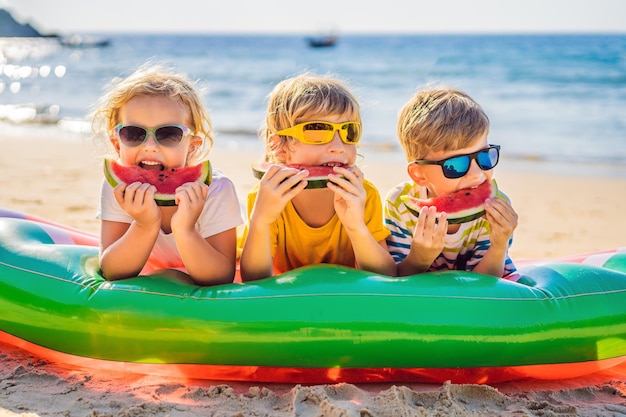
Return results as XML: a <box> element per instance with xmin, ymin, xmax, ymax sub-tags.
<box><xmin>242</xmin><ymin>179</ymin><xmax>390</xmax><ymax>273</ymax></box>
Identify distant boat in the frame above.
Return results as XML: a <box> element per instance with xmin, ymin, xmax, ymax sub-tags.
<box><xmin>307</xmin><ymin>35</ymin><xmax>337</xmax><ymax>48</ymax></box>
<box><xmin>59</xmin><ymin>35</ymin><xmax>111</xmax><ymax>48</ymax></box>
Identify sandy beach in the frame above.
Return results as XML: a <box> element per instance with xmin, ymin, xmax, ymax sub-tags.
<box><xmin>1</xmin><ymin>124</ymin><xmax>626</xmax><ymax>416</ymax></box>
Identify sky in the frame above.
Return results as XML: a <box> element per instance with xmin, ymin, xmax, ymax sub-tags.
<box><xmin>3</xmin><ymin>0</ymin><xmax>626</xmax><ymax>35</ymax></box>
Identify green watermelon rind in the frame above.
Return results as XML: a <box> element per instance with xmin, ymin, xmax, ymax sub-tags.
<box><xmin>104</xmin><ymin>159</ymin><xmax>212</xmax><ymax>206</ymax></box>
<box><xmin>401</xmin><ymin>179</ymin><xmax>501</xmax><ymax>225</ymax></box>
<box><xmin>402</xmin><ymin>203</ymin><xmax>486</xmax><ymax>224</ymax></box>
<box><xmin>251</xmin><ymin>163</ymin><xmax>344</xmax><ymax>190</ymax></box>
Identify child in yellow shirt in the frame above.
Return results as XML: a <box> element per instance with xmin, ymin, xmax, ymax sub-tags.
<box><xmin>240</xmin><ymin>73</ymin><xmax>395</xmax><ymax>281</ymax></box>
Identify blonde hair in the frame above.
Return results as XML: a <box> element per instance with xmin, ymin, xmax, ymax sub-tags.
<box><xmin>261</xmin><ymin>72</ymin><xmax>361</xmax><ymax>163</ymax></box>
<box><xmin>91</xmin><ymin>62</ymin><xmax>213</xmax><ymax>164</ymax></box>
<box><xmin>397</xmin><ymin>87</ymin><xmax>489</xmax><ymax>162</ymax></box>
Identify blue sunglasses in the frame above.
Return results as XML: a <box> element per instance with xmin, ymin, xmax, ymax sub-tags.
<box><xmin>411</xmin><ymin>145</ymin><xmax>500</xmax><ymax>179</ymax></box>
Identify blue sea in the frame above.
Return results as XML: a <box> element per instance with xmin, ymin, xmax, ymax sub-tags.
<box><xmin>1</xmin><ymin>34</ymin><xmax>626</xmax><ymax>176</ymax></box>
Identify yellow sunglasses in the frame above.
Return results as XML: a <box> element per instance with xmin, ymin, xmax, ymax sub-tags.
<box><xmin>275</xmin><ymin>121</ymin><xmax>362</xmax><ymax>145</ymax></box>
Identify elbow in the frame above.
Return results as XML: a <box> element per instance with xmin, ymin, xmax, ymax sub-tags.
<box><xmin>100</xmin><ymin>268</ymin><xmax>135</xmax><ymax>282</ymax></box>
<box><xmin>192</xmin><ymin>263</ymin><xmax>237</xmax><ymax>286</ymax></box>
<box><xmin>240</xmin><ymin>266</ymin><xmax>273</xmax><ymax>283</ymax></box>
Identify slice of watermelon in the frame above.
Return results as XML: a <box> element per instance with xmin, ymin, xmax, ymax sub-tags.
<box><xmin>251</xmin><ymin>162</ymin><xmax>349</xmax><ymax>189</ymax></box>
<box><xmin>104</xmin><ymin>159</ymin><xmax>212</xmax><ymax>206</ymax></box>
<box><xmin>400</xmin><ymin>179</ymin><xmax>501</xmax><ymax>224</ymax></box>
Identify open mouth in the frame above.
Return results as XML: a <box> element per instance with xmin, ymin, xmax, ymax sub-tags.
<box><xmin>456</xmin><ymin>182</ymin><xmax>485</xmax><ymax>194</ymax></box>
<box><xmin>320</xmin><ymin>162</ymin><xmax>347</xmax><ymax>167</ymax></box>
<box><xmin>139</xmin><ymin>161</ymin><xmax>165</xmax><ymax>171</ymax></box>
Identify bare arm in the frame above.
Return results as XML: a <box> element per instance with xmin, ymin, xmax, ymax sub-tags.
<box><xmin>328</xmin><ymin>167</ymin><xmax>396</xmax><ymax>276</ymax></box>
<box><xmin>171</xmin><ymin>182</ymin><xmax>238</xmax><ymax>285</ymax></box>
<box><xmin>240</xmin><ymin>221</ymin><xmax>275</xmax><ymax>282</ymax></box>
<box><xmin>396</xmin><ymin>206</ymin><xmax>447</xmax><ymax>277</ymax></box>
<box><xmin>349</xmin><ymin>228</ymin><xmax>397</xmax><ymax>276</ymax></box>
<box><xmin>472</xmin><ymin>197</ymin><xmax>518</xmax><ymax>277</ymax></box>
<box><xmin>100</xmin><ymin>219</ymin><xmax>160</xmax><ymax>280</ymax></box>
<box><xmin>174</xmin><ymin>227</ymin><xmax>238</xmax><ymax>285</ymax></box>
<box><xmin>99</xmin><ymin>183</ymin><xmax>161</xmax><ymax>280</ymax></box>
<box><xmin>240</xmin><ymin>165</ymin><xmax>308</xmax><ymax>281</ymax></box>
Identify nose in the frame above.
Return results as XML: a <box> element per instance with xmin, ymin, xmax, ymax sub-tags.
<box><xmin>327</xmin><ymin>131</ymin><xmax>346</xmax><ymax>152</ymax></box>
<box><xmin>465</xmin><ymin>159</ymin><xmax>486</xmax><ymax>181</ymax></box>
<box><xmin>143</xmin><ymin>132</ymin><xmax>159</xmax><ymax>149</ymax></box>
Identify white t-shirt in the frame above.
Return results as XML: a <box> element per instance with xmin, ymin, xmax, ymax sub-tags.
<box><xmin>97</xmin><ymin>168</ymin><xmax>244</xmax><ymax>274</ymax></box>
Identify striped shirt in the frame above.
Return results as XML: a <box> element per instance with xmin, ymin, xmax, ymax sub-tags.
<box><xmin>384</xmin><ymin>181</ymin><xmax>517</xmax><ymax>277</ymax></box>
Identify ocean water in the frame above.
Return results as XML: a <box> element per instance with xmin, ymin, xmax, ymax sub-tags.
<box><xmin>1</xmin><ymin>33</ymin><xmax>626</xmax><ymax>174</ymax></box>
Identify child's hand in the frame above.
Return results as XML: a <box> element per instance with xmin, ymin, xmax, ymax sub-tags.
<box><xmin>408</xmin><ymin>206</ymin><xmax>447</xmax><ymax>270</ymax></box>
<box><xmin>327</xmin><ymin>166</ymin><xmax>366</xmax><ymax>231</ymax></box>
<box><xmin>113</xmin><ymin>182</ymin><xmax>161</xmax><ymax>227</ymax></box>
<box><xmin>251</xmin><ymin>164</ymin><xmax>308</xmax><ymax>226</ymax></box>
<box><xmin>171</xmin><ymin>182</ymin><xmax>209</xmax><ymax>232</ymax></box>
<box><xmin>484</xmin><ymin>197</ymin><xmax>518</xmax><ymax>249</ymax></box>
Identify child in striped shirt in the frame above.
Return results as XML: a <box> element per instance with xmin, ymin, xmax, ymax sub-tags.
<box><xmin>384</xmin><ymin>87</ymin><xmax>518</xmax><ymax>277</ymax></box>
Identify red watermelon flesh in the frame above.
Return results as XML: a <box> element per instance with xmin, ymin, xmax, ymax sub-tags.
<box><xmin>400</xmin><ymin>179</ymin><xmax>499</xmax><ymax>224</ymax></box>
<box><xmin>251</xmin><ymin>162</ymin><xmax>350</xmax><ymax>189</ymax></box>
<box><xmin>104</xmin><ymin>159</ymin><xmax>212</xmax><ymax>206</ymax></box>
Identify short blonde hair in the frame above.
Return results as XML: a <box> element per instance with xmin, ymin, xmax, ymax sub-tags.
<box><xmin>261</xmin><ymin>72</ymin><xmax>361</xmax><ymax>163</ymax></box>
<box><xmin>397</xmin><ymin>87</ymin><xmax>489</xmax><ymax>161</ymax></box>
<box><xmin>91</xmin><ymin>62</ymin><xmax>213</xmax><ymax>164</ymax></box>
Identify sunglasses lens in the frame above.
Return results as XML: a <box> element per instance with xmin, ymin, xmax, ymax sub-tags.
<box><xmin>442</xmin><ymin>155</ymin><xmax>470</xmax><ymax>179</ymax></box>
<box><xmin>301</xmin><ymin>122</ymin><xmax>334</xmax><ymax>144</ymax></box>
<box><xmin>119</xmin><ymin>126</ymin><xmax>147</xmax><ymax>147</ymax></box>
<box><xmin>155</xmin><ymin>126</ymin><xmax>185</xmax><ymax>147</ymax></box>
<box><xmin>342</xmin><ymin>123</ymin><xmax>361</xmax><ymax>143</ymax></box>
<box><xmin>477</xmin><ymin>147</ymin><xmax>499</xmax><ymax>170</ymax></box>
<box><xmin>301</xmin><ymin>122</ymin><xmax>361</xmax><ymax>144</ymax></box>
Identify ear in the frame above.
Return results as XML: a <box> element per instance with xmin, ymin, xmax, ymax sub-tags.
<box><xmin>188</xmin><ymin>135</ymin><xmax>203</xmax><ymax>155</ymax></box>
<box><xmin>268</xmin><ymin>134</ymin><xmax>288</xmax><ymax>163</ymax></box>
<box><xmin>407</xmin><ymin>163</ymin><xmax>429</xmax><ymax>186</ymax></box>
<box><xmin>109</xmin><ymin>135</ymin><xmax>121</xmax><ymax>155</ymax></box>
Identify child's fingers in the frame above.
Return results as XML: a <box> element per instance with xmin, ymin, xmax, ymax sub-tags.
<box><xmin>414</xmin><ymin>207</ymin><xmax>447</xmax><ymax>241</ymax></box>
<box><xmin>485</xmin><ymin>197</ymin><xmax>514</xmax><ymax>215</ymax></box>
<box><xmin>113</xmin><ymin>182</ymin><xmax>159</xmax><ymax>225</ymax></box>
<box><xmin>327</xmin><ymin>167</ymin><xmax>365</xmax><ymax>198</ymax></box>
<box><xmin>122</xmin><ymin>182</ymin><xmax>156</xmax><ymax>205</ymax></box>
<box><xmin>410</xmin><ymin>207</ymin><xmax>447</xmax><ymax>260</ymax></box>
<box><xmin>112</xmin><ymin>183</ymin><xmax>128</xmax><ymax>206</ymax></box>
<box><xmin>174</xmin><ymin>187</ymin><xmax>192</xmax><ymax>206</ymax></box>
<box><xmin>326</xmin><ymin>179</ymin><xmax>364</xmax><ymax>201</ymax></box>
<box><xmin>332</xmin><ymin>165</ymin><xmax>359</xmax><ymax>177</ymax></box>
<box><xmin>485</xmin><ymin>198</ymin><xmax>518</xmax><ymax>227</ymax></box>
<box><xmin>485</xmin><ymin>200</ymin><xmax>518</xmax><ymax>245</ymax></box>
<box><xmin>416</xmin><ymin>206</ymin><xmax>438</xmax><ymax>231</ymax></box>
<box><xmin>264</xmin><ymin>165</ymin><xmax>304</xmax><ymax>183</ymax></box>
<box><xmin>435</xmin><ymin>211</ymin><xmax>448</xmax><ymax>231</ymax></box>
<box><xmin>263</xmin><ymin>165</ymin><xmax>308</xmax><ymax>191</ymax></box>
<box><xmin>329</xmin><ymin>166</ymin><xmax>363</xmax><ymax>188</ymax></box>
<box><xmin>176</xmin><ymin>182</ymin><xmax>208</xmax><ymax>202</ymax></box>
<box><xmin>281</xmin><ymin>179</ymin><xmax>308</xmax><ymax>199</ymax></box>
